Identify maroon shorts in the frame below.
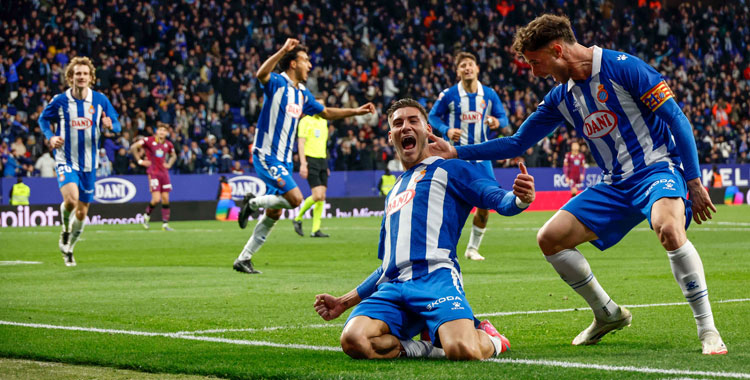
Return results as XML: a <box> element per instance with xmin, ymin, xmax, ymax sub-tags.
<box><xmin>148</xmin><ymin>171</ymin><xmax>172</xmax><ymax>193</ymax></box>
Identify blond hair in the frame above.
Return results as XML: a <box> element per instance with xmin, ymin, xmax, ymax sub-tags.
<box><xmin>65</xmin><ymin>56</ymin><xmax>97</xmax><ymax>88</ymax></box>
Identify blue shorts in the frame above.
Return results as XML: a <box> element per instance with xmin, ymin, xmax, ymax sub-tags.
<box><xmin>56</xmin><ymin>164</ymin><xmax>96</xmax><ymax>203</ymax></box>
<box><xmin>562</xmin><ymin>166</ymin><xmax>693</xmax><ymax>251</ymax></box>
<box><xmin>252</xmin><ymin>152</ymin><xmax>297</xmax><ymax>195</ymax></box>
<box><xmin>470</xmin><ymin>160</ymin><xmax>495</xmax><ymax>180</ymax></box>
<box><xmin>345</xmin><ymin>268</ymin><xmax>479</xmax><ymax>348</ymax></box>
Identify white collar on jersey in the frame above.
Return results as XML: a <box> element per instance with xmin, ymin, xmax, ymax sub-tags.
<box><xmin>65</xmin><ymin>87</ymin><xmax>93</xmax><ymax>103</ymax></box>
<box><xmin>458</xmin><ymin>80</ymin><xmax>484</xmax><ymax>97</ymax></box>
<box><xmin>566</xmin><ymin>45</ymin><xmax>603</xmax><ymax>92</ymax></box>
<box><xmin>281</xmin><ymin>72</ymin><xmax>306</xmax><ymax>91</ymax></box>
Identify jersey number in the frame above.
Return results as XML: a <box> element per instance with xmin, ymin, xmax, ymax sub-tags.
<box><xmin>269</xmin><ymin>165</ymin><xmax>289</xmax><ymax>178</ymax></box>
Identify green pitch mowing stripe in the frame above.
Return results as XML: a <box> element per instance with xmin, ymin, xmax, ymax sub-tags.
<box><xmin>1</xmin><ymin>206</ymin><xmax>748</xmax><ymax>379</ymax></box>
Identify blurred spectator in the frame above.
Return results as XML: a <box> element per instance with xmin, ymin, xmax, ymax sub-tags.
<box><xmin>34</xmin><ymin>149</ymin><xmax>56</xmax><ymax>178</ymax></box>
<box><xmin>1</xmin><ymin>0</ymin><xmax>749</xmax><ymax>174</ymax></box>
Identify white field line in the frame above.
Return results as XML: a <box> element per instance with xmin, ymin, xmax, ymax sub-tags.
<box><xmin>0</xmin><ymin>261</ymin><xmax>43</xmax><ymax>265</ymax></box>
<box><xmin>0</xmin><ymin>320</ymin><xmax>748</xmax><ymax>379</ymax></box>
<box><xmin>476</xmin><ymin>298</ymin><xmax>750</xmax><ymax>318</ymax></box>
<box><xmin>0</xmin><ymin>320</ymin><xmax>340</xmax><ymax>352</ymax></box>
<box><xmin>171</xmin><ymin>298</ymin><xmax>750</xmax><ymax>335</ymax></box>
<box><xmin>488</xmin><ymin>358</ymin><xmax>750</xmax><ymax>379</ymax></box>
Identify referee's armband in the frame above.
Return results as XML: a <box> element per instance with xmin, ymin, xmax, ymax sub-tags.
<box><xmin>640</xmin><ymin>81</ymin><xmax>674</xmax><ymax>112</ymax></box>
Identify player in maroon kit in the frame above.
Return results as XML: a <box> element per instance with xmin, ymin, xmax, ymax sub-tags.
<box><xmin>131</xmin><ymin>124</ymin><xmax>177</xmax><ymax>230</ymax></box>
<box><xmin>563</xmin><ymin>141</ymin><xmax>587</xmax><ymax>197</ymax></box>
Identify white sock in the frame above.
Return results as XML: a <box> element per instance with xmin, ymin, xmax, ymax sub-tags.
<box><xmin>546</xmin><ymin>249</ymin><xmax>620</xmax><ymax>321</ymax></box>
<box><xmin>486</xmin><ymin>334</ymin><xmax>503</xmax><ymax>357</ymax></box>
<box><xmin>60</xmin><ymin>202</ymin><xmax>71</xmax><ymax>233</ymax></box>
<box><xmin>467</xmin><ymin>225</ymin><xmax>486</xmax><ymax>251</ymax></box>
<box><xmin>668</xmin><ymin>240</ymin><xmax>716</xmax><ymax>336</ymax></box>
<box><xmin>68</xmin><ymin>215</ymin><xmax>85</xmax><ymax>250</ymax></box>
<box><xmin>238</xmin><ymin>214</ymin><xmax>277</xmax><ymax>260</ymax></box>
<box><xmin>250</xmin><ymin>195</ymin><xmax>292</xmax><ymax>209</ymax></box>
<box><xmin>400</xmin><ymin>339</ymin><xmax>441</xmax><ymax>358</ymax></box>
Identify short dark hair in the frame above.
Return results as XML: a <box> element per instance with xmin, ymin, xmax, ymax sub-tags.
<box><xmin>512</xmin><ymin>14</ymin><xmax>577</xmax><ymax>54</ymax></box>
<box><xmin>279</xmin><ymin>46</ymin><xmax>307</xmax><ymax>72</ymax></box>
<box><xmin>454</xmin><ymin>52</ymin><xmax>477</xmax><ymax>69</ymax></box>
<box><xmin>386</xmin><ymin>98</ymin><xmax>428</xmax><ymax>124</ymax></box>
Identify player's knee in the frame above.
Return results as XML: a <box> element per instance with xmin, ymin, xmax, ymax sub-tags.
<box><xmin>653</xmin><ymin>221</ymin><xmax>684</xmax><ymax>250</ymax></box>
<box><xmin>537</xmin><ymin>227</ymin><xmax>560</xmax><ymax>256</ymax></box>
<box><xmin>340</xmin><ymin>332</ymin><xmax>372</xmax><ymax>359</ymax></box>
<box><xmin>443</xmin><ymin>340</ymin><xmax>483</xmax><ymax>361</ymax></box>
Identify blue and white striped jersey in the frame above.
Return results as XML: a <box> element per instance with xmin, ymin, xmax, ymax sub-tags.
<box><xmin>428</xmin><ymin>81</ymin><xmax>509</xmax><ymax>146</ymax></box>
<box><xmin>355</xmin><ymin>157</ymin><xmax>525</xmax><ymax>297</ymax></box>
<box><xmin>39</xmin><ymin>88</ymin><xmax>121</xmax><ymax>172</ymax></box>
<box><xmin>254</xmin><ymin>72</ymin><xmax>324</xmax><ymax>163</ymax></box>
<box><xmin>457</xmin><ymin>46</ymin><xmax>701</xmax><ymax>185</ymax></box>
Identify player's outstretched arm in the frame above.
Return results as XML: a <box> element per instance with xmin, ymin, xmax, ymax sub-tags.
<box><xmin>319</xmin><ymin>102</ymin><xmax>376</xmax><ymax>120</ymax></box>
<box><xmin>314</xmin><ymin>290</ymin><xmax>361</xmax><ymax>321</ymax></box>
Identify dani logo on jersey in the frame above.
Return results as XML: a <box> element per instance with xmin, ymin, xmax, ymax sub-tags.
<box><xmin>583</xmin><ymin>110</ymin><xmax>618</xmax><ymax>139</ymax></box>
<box><xmin>286</xmin><ymin>104</ymin><xmax>302</xmax><ymax>118</ymax></box>
<box><xmin>71</xmin><ymin>117</ymin><xmax>93</xmax><ymax>130</ymax></box>
<box><xmin>460</xmin><ymin>111</ymin><xmax>483</xmax><ymax>123</ymax></box>
<box><xmin>386</xmin><ymin>189</ymin><xmax>415</xmax><ymax>216</ymax></box>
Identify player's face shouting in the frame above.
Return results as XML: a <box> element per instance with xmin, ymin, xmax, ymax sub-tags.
<box><xmin>73</xmin><ymin>64</ymin><xmax>92</xmax><ymax>90</ymax></box>
<box><xmin>457</xmin><ymin>58</ymin><xmax>478</xmax><ymax>82</ymax></box>
<box><xmin>523</xmin><ymin>45</ymin><xmax>567</xmax><ymax>83</ymax></box>
<box><xmin>294</xmin><ymin>52</ymin><xmax>313</xmax><ymax>82</ymax></box>
<box><xmin>388</xmin><ymin>107</ymin><xmax>432</xmax><ymax>169</ymax></box>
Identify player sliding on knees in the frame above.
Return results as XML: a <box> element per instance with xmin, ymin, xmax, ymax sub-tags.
<box><xmin>233</xmin><ymin>38</ymin><xmax>376</xmax><ymax>274</ymax></box>
<box><xmin>314</xmin><ymin>99</ymin><xmax>535</xmax><ymax>360</ymax></box>
<box><xmin>428</xmin><ymin>15</ymin><xmax>726</xmax><ymax>355</ymax></box>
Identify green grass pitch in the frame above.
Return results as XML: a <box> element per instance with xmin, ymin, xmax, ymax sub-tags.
<box><xmin>1</xmin><ymin>206</ymin><xmax>748</xmax><ymax>379</ymax></box>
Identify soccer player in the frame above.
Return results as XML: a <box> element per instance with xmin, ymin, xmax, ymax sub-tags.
<box><xmin>292</xmin><ymin>96</ymin><xmax>330</xmax><ymax>238</ymax></box>
<box><xmin>314</xmin><ymin>98</ymin><xmax>535</xmax><ymax>360</ymax></box>
<box><xmin>39</xmin><ymin>56</ymin><xmax>121</xmax><ymax>266</ymax></box>
<box><xmin>428</xmin><ymin>52</ymin><xmax>510</xmax><ymax>261</ymax></box>
<box><xmin>234</xmin><ymin>38</ymin><xmax>375</xmax><ymax>274</ymax></box>
<box><xmin>563</xmin><ymin>141</ymin><xmax>586</xmax><ymax>197</ymax></box>
<box><xmin>427</xmin><ymin>14</ymin><xmax>726</xmax><ymax>354</ymax></box>
<box><xmin>131</xmin><ymin>124</ymin><xmax>177</xmax><ymax>231</ymax></box>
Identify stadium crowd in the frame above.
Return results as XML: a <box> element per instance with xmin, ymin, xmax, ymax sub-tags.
<box><xmin>1</xmin><ymin>0</ymin><xmax>749</xmax><ymax>178</ymax></box>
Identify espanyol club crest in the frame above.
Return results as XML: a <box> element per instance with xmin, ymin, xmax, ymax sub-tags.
<box><xmin>596</xmin><ymin>84</ymin><xmax>609</xmax><ymax>103</ymax></box>
<box><xmin>88</xmin><ymin>104</ymin><xmax>95</xmax><ymax>114</ymax></box>
<box><xmin>228</xmin><ymin>176</ymin><xmax>267</xmax><ymax>201</ymax></box>
<box><xmin>478</xmin><ymin>99</ymin><xmax>486</xmax><ymax>110</ymax></box>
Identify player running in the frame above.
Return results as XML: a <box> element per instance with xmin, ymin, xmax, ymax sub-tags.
<box><xmin>131</xmin><ymin>124</ymin><xmax>177</xmax><ymax>231</ymax></box>
<box><xmin>233</xmin><ymin>38</ymin><xmax>375</xmax><ymax>274</ymax></box>
<box><xmin>429</xmin><ymin>52</ymin><xmax>510</xmax><ymax>261</ymax></box>
<box><xmin>39</xmin><ymin>56</ymin><xmax>121</xmax><ymax>266</ymax></box>
<box><xmin>314</xmin><ymin>99</ymin><xmax>535</xmax><ymax>360</ymax></box>
<box><xmin>428</xmin><ymin>14</ymin><xmax>726</xmax><ymax>355</ymax></box>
